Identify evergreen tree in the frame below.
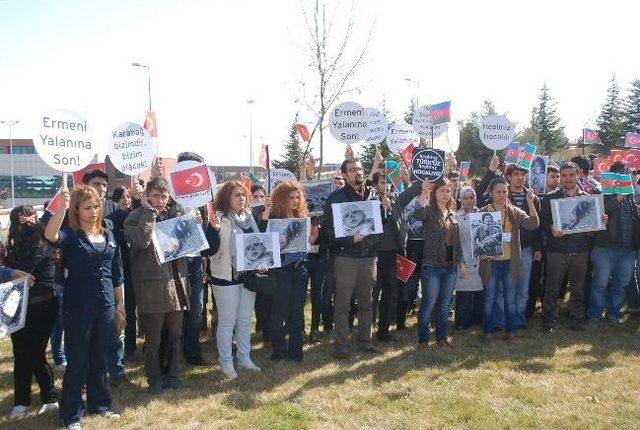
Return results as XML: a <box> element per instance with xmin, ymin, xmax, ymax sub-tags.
<box><xmin>530</xmin><ymin>83</ymin><xmax>567</xmax><ymax>154</ymax></box>
<box><xmin>623</xmin><ymin>78</ymin><xmax>640</xmax><ymax>133</ymax></box>
<box><xmin>272</xmin><ymin>113</ymin><xmax>304</xmax><ymax>174</ymax></box>
<box><xmin>596</xmin><ymin>74</ymin><xmax>625</xmax><ymax>150</ymax></box>
<box><xmin>454</xmin><ymin>101</ymin><xmax>497</xmax><ymax>177</ymax></box>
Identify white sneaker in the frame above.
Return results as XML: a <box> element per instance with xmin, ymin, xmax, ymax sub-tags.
<box><xmin>100</xmin><ymin>410</ymin><xmax>121</xmax><ymax>419</ymax></box>
<box><xmin>38</xmin><ymin>401</ymin><xmax>59</xmax><ymax>415</ymax></box>
<box><xmin>65</xmin><ymin>422</ymin><xmax>82</xmax><ymax>430</ymax></box>
<box><xmin>238</xmin><ymin>360</ymin><xmax>261</xmax><ymax>372</ymax></box>
<box><xmin>9</xmin><ymin>405</ymin><xmax>28</xmax><ymax>420</ymax></box>
<box><xmin>220</xmin><ymin>363</ymin><xmax>238</xmax><ymax>379</ymax></box>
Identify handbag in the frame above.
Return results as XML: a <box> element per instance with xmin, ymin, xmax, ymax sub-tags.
<box><xmin>243</xmin><ymin>271</ymin><xmax>276</xmax><ymax>295</ymax></box>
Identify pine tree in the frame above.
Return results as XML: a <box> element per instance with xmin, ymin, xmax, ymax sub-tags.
<box><xmin>454</xmin><ymin>101</ymin><xmax>497</xmax><ymax>177</ymax></box>
<box><xmin>272</xmin><ymin>113</ymin><xmax>303</xmax><ymax>174</ymax></box>
<box><xmin>623</xmin><ymin>78</ymin><xmax>640</xmax><ymax>133</ymax></box>
<box><xmin>530</xmin><ymin>83</ymin><xmax>567</xmax><ymax>154</ymax></box>
<box><xmin>596</xmin><ymin>74</ymin><xmax>625</xmax><ymax>150</ymax></box>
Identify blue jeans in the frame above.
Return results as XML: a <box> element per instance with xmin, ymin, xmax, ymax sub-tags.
<box><xmin>270</xmin><ymin>263</ymin><xmax>309</xmax><ymax>360</ymax></box>
<box><xmin>183</xmin><ymin>257</ymin><xmax>204</xmax><ymax>360</ymax></box>
<box><xmin>418</xmin><ymin>264</ymin><xmax>458</xmax><ymax>343</ymax></box>
<box><xmin>588</xmin><ymin>247</ymin><xmax>636</xmax><ymax>322</ymax></box>
<box><xmin>107</xmin><ymin>331</ymin><xmax>125</xmax><ymax>377</ymax></box>
<box><xmin>627</xmin><ymin>257</ymin><xmax>640</xmax><ymax>310</ymax></box>
<box><xmin>483</xmin><ymin>261</ymin><xmax>517</xmax><ymax>335</ymax></box>
<box><xmin>50</xmin><ymin>282</ymin><xmax>67</xmax><ymax>366</ymax></box>
<box><xmin>60</xmin><ymin>305</ymin><xmax>114</xmax><ymax>426</ymax></box>
<box><xmin>515</xmin><ymin>247</ymin><xmax>533</xmax><ymax>327</ymax></box>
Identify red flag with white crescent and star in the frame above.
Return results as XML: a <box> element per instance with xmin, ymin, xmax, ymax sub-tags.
<box><xmin>72</xmin><ymin>162</ymin><xmax>106</xmax><ymax>187</ymax></box>
<box><xmin>625</xmin><ymin>132</ymin><xmax>640</xmax><ymax>148</ymax></box>
<box><xmin>170</xmin><ymin>164</ymin><xmax>211</xmax><ymax>196</ymax></box>
<box><xmin>593</xmin><ymin>158</ymin><xmax>612</xmax><ymax>178</ymax></box>
<box><xmin>296</xmin><ymin>124</ymin><xmax>310</xmax><ymax>142</ymax></box>
<box><xmin>143</xmin><ymin>111</ymin><xmax>157</xmax><ymax>138</ymax></box>
<box><xmin>46</xmin><ymin>188</ymin><xmax>64</xmax><ymax>214</ymax></box>
<box><xmin>623</xmin><ymin>149</ymin><xmax>640</xmax><ymax>170</ymax></box>
<box><xmin>583</xmin><ymin>128</ymin><xmax>602</xmax><ymax>145</ymax></box>
<box><xmin>400</xmin><ymin>143</ymin><xmax>415</xmax><ymax>169</ymax></box>
<box><xmin>395</xmin><ymin>254</ymin><xmax>417</xmax><ymax>283</ymax></box>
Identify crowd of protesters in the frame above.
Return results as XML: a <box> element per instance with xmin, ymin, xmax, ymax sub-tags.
<box><xmin>3</xmin><ymin>147</ymin><xmax>639</xmax><ymax>429</ymax></box>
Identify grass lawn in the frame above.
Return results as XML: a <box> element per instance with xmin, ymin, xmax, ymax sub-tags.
<box><xmin>1</xmin><ymin>303</ymin><xmax>638</xmax><ymax>430</ymax></box>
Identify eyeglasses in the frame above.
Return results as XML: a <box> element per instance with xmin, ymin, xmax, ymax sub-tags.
<box><xmin>347</xmin><ymin>167</ymin><xmax>363</xmax><ymax>173</ymax></box>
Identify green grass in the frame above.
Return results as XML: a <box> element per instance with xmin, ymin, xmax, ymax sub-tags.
<box><xmin>0</xmin><ymin>302</ymin><xmax>638</xmax><ymax>429</ymax></box>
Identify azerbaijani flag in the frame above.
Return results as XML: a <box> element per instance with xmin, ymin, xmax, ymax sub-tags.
<box><xmin>624</xmin><ymin>132</ymin><xmax>640</xmax><ymax>148</ymax></box>
<box><xmin>385</xmin><ymin>160</ymin><xmax>404</xmax><ymax>192</ymax></box>
<box><xmin>583</xmin><ymin>128</ymin><xmax>602</xmax><ymax>145</ymax></box>
<box><xmin>601</xmin><ymin>172</ymin><xmax>633</xmax><ymax>195</ymax></box>
<box><xmin>518</xmin><ymin>143</ymin><xmax>537</xmax><ymax>170</ymax></box>
<box><xmin>429</xmin><ymin>101</ymin><xmax>451</xmax><ymax>125</ymax></box>
<box><xmin>505</xmin><ymin>142</ymin><xmax>520</xmax><ymax>165</ymax></box>
<box><xmin>459</xmin><ymin>161</ymin><xmax>470</xmax><ymax>182</ymax></box>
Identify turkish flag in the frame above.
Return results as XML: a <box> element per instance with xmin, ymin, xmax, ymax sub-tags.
<box><xmin>624</xmin><ymin>149</ymin><xmax>640</xmax><ymax>170</ymax></box>
<box><xmin>46</xmin><ymin>188</ymin><xmax>63</xmax><ymax>214</ymax></box>
<box><xmin>239</xmin><ymin>174</ymin><xmax>253</xmax><ymax>195</ymax></box>
<box><xmin>170</xmin><ymin>164</ymin><xmax>211</xmax><ymax>196</ymax></box>
<box><xmin>400</xmin><ymin>143</ymin><xmax>414</xmax><ymax>169</ymax></box>
<box><xmin>72</xmin><ymin>162</ymin><xmax>106</xmax><ymax>186</ymax></box>
<box><xmin>609</xmin><ymin>150</ymin><xmax>624</xmax><ymax>163</ymax></box>
<box><xmin>143</xmin><ymin>111</ymin><xmax>157</xmax><ymax>138</ymax></box>
<box><xmin>296</xmin><ymin>124</ymin><xmax>310</xmax><ymax>142</ymax></box>
<box><xmin>593</xmin><ymin>158</ymin><xmax>612</xmax><ymax>178</ymax></box>
<box><xmin>395</xmin><ymin>254</ymin><xmax>417</xmax><ymax>283</ymax></box>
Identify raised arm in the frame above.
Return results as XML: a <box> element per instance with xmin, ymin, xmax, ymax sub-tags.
<box><xmin>44</xmin><ymin>180</ymin><xmax>70</xmax><ymax>243</ymax></box>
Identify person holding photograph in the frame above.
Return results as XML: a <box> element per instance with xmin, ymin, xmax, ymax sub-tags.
<box><xmin>588</xmin><ymin>162</ymin><xmax>640</xmax><ymax>327</ymax></box>
<box><xmin>44</xmin><ymin>183</ymin><xmax>123</xmax><ymax>429</ymax></box>
<box><xmin>259</xmin><ymin>181</ymin><xmax>309</xmax><ymax>361</ymax></box>
<box><xmin>413</xmin><ymin>178</ymin><xmax>465</xmax><ymax>347</ymax></box>
<box><xmin>540</xmin><ymin>162</ymin><xmax>607</xmax><ymax>333</ymax></box>
<box><xmin>6</xmin><ymin>206</ymin><xmax>57</xmax><ymax>420</ymax></box>
<box><xmin>124</xmin><ymin>177</ymin><xmax>192</xmax><ymax>394</ymax></box>
<box><xmin>206</xmin><ymin>181</ymin><xmax>261</xmax><ymax>378</ymax></box>
<box><xmin>479</xmin><ymin>177</ymin><xmax>539</xmax><ymax>342</ymax></box>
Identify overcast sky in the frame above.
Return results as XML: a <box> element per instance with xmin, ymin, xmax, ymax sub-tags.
<box><xmin>1</xmin><ymin>0</ymin><xmax>639</xmax><ymax>166</ymax></box>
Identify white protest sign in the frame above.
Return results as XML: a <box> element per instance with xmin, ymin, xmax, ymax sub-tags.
<box><xmin>387</xmin><ymin>121</ymin><xmax>420</xmax><ymax>154</ymax></box>
<box><xmin>364</xmin><ymin>107</ymin><xmax>388</xmax><ymax>145</ymax></box>
<box><xmin>479</xmin><ymin>115</ymin><xmax>515</xmax><ymax>150</ymax></box>
<box><xmin>328</xmin><ymin>101</ymin><xmax>367</xmax><ymax>145</ymax></box>
<box><xmin>268</xmin><ymin>168</ymin><xmax>296</xmax><ymax>191</ymax></box>
<box><xmin>432</xmin><ymin>122</ymin><xmax>460</xmax><ymax>153</ymax></box>
<box><xmin>34</xmin><ymin>109</ymin><xmax>96</xmax><ymax>172</ymax></box>
<box><xmin>168</xmin><ymin>160</ymin><xmax>213</xmax><ymax>208</ymax></box>
<box><xmin>412</xmin><ymin>105</ymin><xmax>432</xmax><ymax>138</ymax></box>
<box><xmin>108</xmin><ymin>122</ymin><xmax>154</xmax><ymax>175</ymax></box>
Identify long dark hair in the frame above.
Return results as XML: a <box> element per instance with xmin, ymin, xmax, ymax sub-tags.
<box><xmin>429</xmin><ymin>178</ymin><xmax>454</xmax><ymax>215</ymax></box>
<box><xmin>5</xmin><ymin>205</ymin><xmax>47</xmax><ymax>269</ymax></box>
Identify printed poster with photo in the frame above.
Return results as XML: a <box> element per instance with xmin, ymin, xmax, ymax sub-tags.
<box><xmin>528</xmin><ymin>155</ymin><xmax>548</xmax><ymax>195</ymax></box>
<box><xmin>235</xmin><ymin>232</ymin><xmax>282</xmax><ymax>271</ymax></box>
<box><xmin>0</xmin><ymin>277</ymin><xmax>30</xmax><ymax>338</ymax></box>
<box><xmin>331</xmin><ymin>200</ymin><xmax>383</xmax><ymax>238</ymax></box>
<box><xmin>469</xmin><ymin>211</ymin><xmax>504</xmax><ymax>259</ymax></box>
<box><xmin>304</xmin><ymin>180</ymin><xmax>333</xmax><ymax>216</ymax></box>
<box><xmin>551</xmin><ymin>194</ymin><xmax>605</xmax><ymax>235</ymax></box>
<box><xmin>266</xmin><ymin>218</ymin><xmax>310</xmax><ymax>253</ymax></box>
<box><xmin>152</xmin><ymin>213</ymin><xmax>209</xmax><ymax>263</ymax></box>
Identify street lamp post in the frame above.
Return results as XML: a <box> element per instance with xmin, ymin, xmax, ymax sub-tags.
<box><xmin>132</xmin><ymin>62</ymin><xmax>152</xmax><ymax>111</ymax></box>
<box><xmin>0</xmin><ymin>120</ymin><xmax>19</xmax><ymax>208</ymax></box>
<box><xmin>404</xmin><ymin>77</ymin><xmax>420</xmax><ymax>109</ymax></box>
<box><xmin>247</xmin><ymin>99</ymin><xmax>254</xmax><ymax>173</ymax></box>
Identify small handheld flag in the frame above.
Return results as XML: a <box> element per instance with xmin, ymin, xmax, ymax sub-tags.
<box><xmin>400</xmin><ymin>143</ymin><xmax>415</xmax><ymax>169</ymax></box>
<box><xmin>601</xmin><ymin>172</ymin><xmax>634</xmax><ymax>195</ymax></box>
<box><xmin>624</xmin><ymin>132</ymin><xmax>640</xmax><ymax>148</ymax></box>
<box><xmin>459</xmin><ymin>161</ymin><xmax>470</xmax><ymax>182</ymax></box>
<box><xmin>504</xmin><ymin>142</ymin><xmax>520</xmax><ymax>165</ymax></box>
<box><xmin>583</xmin><ymin>128</ymin><xmax>602</xmax><ymax>145</ymax></box>
<box><xmin>385</xmin><ymin>160</ymin><xmax>404</xmax><ymax>192</ymax></box>
<box><xmin>517</xmin><ymin>144</ymin><xmax>537</xmax><ymax>170</ymax></box>
<box><xmin>395</xmin><ymin>254</ymin><xmax>417</xmax><ymax>283</ymax></box>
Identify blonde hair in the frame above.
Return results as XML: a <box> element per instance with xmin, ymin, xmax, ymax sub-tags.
<box><xmin>69</xmin><ymin>185</ymin><xmax>104</xmax><ymax>233</ymax></box>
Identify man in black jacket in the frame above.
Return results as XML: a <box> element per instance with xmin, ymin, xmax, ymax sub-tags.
<box><xmin>322</xmin><ymin>158</ymin><xmax>388</xmax><ymax>359</ymax></box>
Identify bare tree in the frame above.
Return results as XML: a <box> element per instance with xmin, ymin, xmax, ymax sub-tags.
<box><xmin>294</xmin><ymin>0</ymin><xmax>374</xmax><ymax>178</ymax></box>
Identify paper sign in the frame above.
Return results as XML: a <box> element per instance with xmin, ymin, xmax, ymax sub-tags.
<box><xmin>529</xmin><ymin>155</ymin><xmax>548</xmax><ymax>195</ymax></box>
<box><xmin>331</xmin><ymin>200</ymin><xmax>383</xmax><ymax>238</ymax></box>
<box><xmin>169</xmin><ymin>161</ymin><xmax>213</xmax><ymax>208</ymax></box>
<box><xmin>0</xmin><ymin>277</ymin><xmax>30</xmax><ymax>338</ymax></box>
<box><xmin>235</xmin><ymin>232</ymin><xmax>282</xmax><ymax>271</ymax></box>
<box><xmin>412</xmin><ymin>105</ymin><xmax>432</xmax><ymax>139</ymax></box>
<box><xmin>109</xmin><ymin>122</ymin><xmax>155</xmax><ymax>175</ymax></box>
<box><xmin>328</xmin><ymin>101</ymin><xmax>367</xmax><ymax>144</ymax></box>
<box><xmin>364</xmin><ymin>107</ymin><xmax>388</xmax><ymax>145</ymax></box>
<box><xmin>479</xmin><ymin>115</ymin><xmax>515</xmax><ymax>150</ymax></box>
<box><xmin>34</xmin><ymin>109</ymin><xmax>97</xmax><ymax>172</ymax></box>
<box><xmin>268</xmin><ymin>168</ymin><xmax>296</xmax><ymax>191</ymax></box>
<box><xmin>151</xmin><ymin>213</ymin><xmax>209</xmax><ymax>263</ymax></box>
<box><xmin>411</xmin><ymin>147</ymin><xmax>445</xmax><ymax>182</ymax></box>
<box><xmin>387</xmin><ymin>121</ymin><xmax>420</xmax><ymax>154</ymax></box>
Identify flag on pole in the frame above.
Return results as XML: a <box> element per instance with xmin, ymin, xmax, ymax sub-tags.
<box><xmin>459</xmin><ymin>161</ymin><xmax>470</xmax><ymax>182</ymax></box>
<box><xmin>248</xmin><ymin>171</ymin><xmax>260</xmax><ymax>185</ymax></box>
<box><xmin>395</xmin><ymin>254</ymin><xmax>417</xmax><ymax>283</ymax></box>
<box><xmin>583</xmin><ymin>128</ymin><xmax>601</xmax><ymax>145</ymax></box>
<box><xmin>143</xmin><ymin>111</ymin><xmax>158</xmax><ymax>138</ymax></box>
<box><xmin>601</xmin><ymin>172</ymin><xmax>634</xmax><ymax>195</ymax></box>
<box><xmin>429</xmin><ymin>101</ymin><xmax>451</xmax><ymax>125</ymax></box>
<box><xmin>624</xmin><ymin>132</ymin><xmax>640</xmax><ymax>148</ymax></box>
<box><xmin>400</xmin><ymin>143</ymin><xmax>414</xmax><ymax>169</ymax></box>
<box><xmin>296</xmin><ymin>124</ymin><xmax>311</xmax><ymax>142</ymax></box>
<box><xmin>385</xmin><ymin>160</ymin><xmax>404</xmax><ymax>192</ymax></box>
<box><xmin>505</xmin><ymin>142</ymin><xmax>520</xmax><ymax>165</ymax></box>
<box><xmin>258</xmin><ymin>144</ymin><xmax>269</xmax><ymax>170</ymax></box>
<box><xmin>517</xmin><ymin>143</ymin><xmax>537</xmax><ymax>170</ymax></box>
<box><xmin>46</xmin><ymin>188</ymin><xmax>64</xmax><ymax>214</ymax></box>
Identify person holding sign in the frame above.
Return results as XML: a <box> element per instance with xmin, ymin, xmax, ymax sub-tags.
<box><xmin>413</xmin><ymin>178</ymin><xmax>465</xmax><ymax>347</ymax></box>
<box><xmin>124</xmin><ymin>177</ymin><xmax>194</xmax><ymax>394</ymax></box>
<box><xmin>44</xmin><ymin>182</ymin><xmax>124</xmax><ymax>428</ymax></box>
<box><xmin>206</xmin><ymin>181</ymin><xmax>262</xmax><ymax>378</ymax></box>
<box><xmin>258</xmin><ymin>181</ymin><xmax>310</xmax><ymax>361</ymax></box>
<box><xmin>479</xmin><ymin>177</ymin><xmax>539</xmax><ymax>342</ymax></box>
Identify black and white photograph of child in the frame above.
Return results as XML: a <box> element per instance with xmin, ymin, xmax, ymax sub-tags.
<box><xmin>551</xmin><ymin>194</ymin><xmax>605</xmax><ymax>234</ymax></box>
<box><xmin>529</xmin><ymin>155</ymin><xmax>547</xmax><ymax>195</ymax></box>
<box><xmin>331</xmin><ymin>200</ymin><xmax>383</xmax><ymax>238</ymax></box>
<box><xmin>304</xmin><ymin>181</ymin><xmax>333</xmax><ymax>216</ymax></box>
<box><xmin>235</xmin><ymin>232</ymin><xmax>282</xmax><ymax>271</ymax></box>
<box><xmin>400</xmin><ymin>197</ymin><xmax>424</xmax><ymax>239</ymax></box>
<box><xmin>267</xmin><ymin>218</ymin><xmax>310</xmax><ymax>253</ymax></box>
<box><xmin>0</xmin><ymin>277</ymin><xmax>29</xmax><ymax>338</ymax></box>
<box><xmin>152</xmin><ymin>213</ymin><xmax>210</xmax><ymax>263</ymax></box>
<box><xmin>470</xmin><ymin>211</ymin><xmax>504</xmax><ymax>259</ymax></box>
